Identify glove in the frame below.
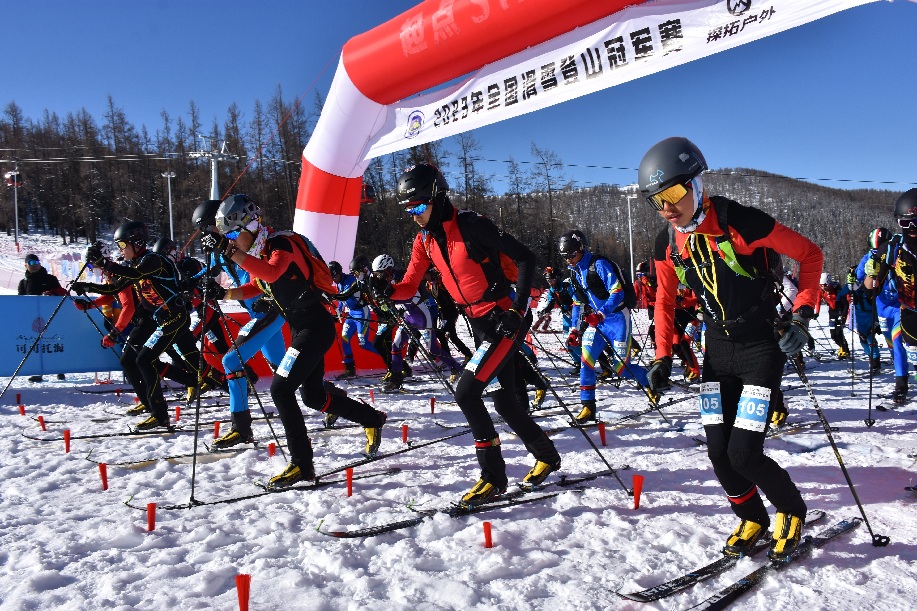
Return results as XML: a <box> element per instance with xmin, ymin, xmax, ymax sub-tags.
<box><xmin>436</xmin><ymin>317</ymin><xmax>447</xmax><ymax>330</ymax></box>
<box><xmin>647</xmin><ymin>357</ymin><xmax>672</xmax><ymax>393</ymax></box>
<box><xmin>101</xmin><ymin>333</ymin><xmax>117</xmax><ymax>349</ymax></box>
<box><xmin>778</xmin><ymin>313</ymin><xmax>811</xmax><ymax>356</ymax></box>
<box><xmin>495</xmin><ymin>308</ymin><xmax>523</xmax><ymax>338</ymax></box>
<box><xmin>201</xmin><ymin>231</ymin><xmax>230</xmax><ymax>254</ymax></box>
<box><xmin>846</xmin><ymin>269</ymin><xmax>857</xmax><ymax>286</ymax></box>
<box><xmin>73</xmin><ymin>298</ymin><xmax>92</xmax><ymax>311</ymax></box>
<box><xmin>70</xmin><ymin>282</ymin><xmax>92</xmax><ymax>296</ymax></box>
<box><xmin>864</xmin><ymin>257</ymin><xmax>880</xmax><ymax>278</ymax></box>
<box><xmin>204</xmin><ymin>278</ymin><xmax>227</xmax><ymax>300</ymax></box>
<box><xmin>583</xmin><ymin>312</ymin><xmax>604</xmax><ymax>327</ymax></box>
<box><xmin>566</xmin><ymin>329</ymin><xmax>580</xmax><ymax>348</ymax></box>
<box><xmin>85</xmin><ymin>243</ymin><xmax>108</xmax><ymax>267</ymax></box>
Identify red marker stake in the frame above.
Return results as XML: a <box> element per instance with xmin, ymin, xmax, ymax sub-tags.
<box><xmin>99</xmin><ymin>463</ymin><xmax>108</xmax><ymax>491</ymax></box>
<box><xmin>147</xmin><ymin>503</ymin><xmax>156</xmax><ymax>531</ymax></box>
<box><xmin>346</xmin><ymin>467</ymin><xmax>354</xmax><ymax>497</ymax></box>
<box><xmin>235</xmin><ymin>574</ymin><xmax>252</xmax><ymax>611</ymax></box>
<box><xmin>174</xmin><ymin>405</ymin><xmax>181</xmax><ymax>422</ymax></box>
<box><xmin>18</xmin><ymin>404</ymin><xmax>25</xmax><ymax>416</ymax></box>
<box><xmin>598</xmin><ymin>422</ymin><xmax>607</xmax><ymax>446</ymax></box>
<box><xmin>116</xmin><ymin>387</ymin><xmax>121</xmax><ymax>397</ymax></box>
<box><xmin>63</xmin><ymin>429</ymin><xmax>71</xmax><ymax>453</ymax></box>
<box><xmin>401</xmin><ymin>423</ymin><xmax>408</xmax><ymax>443</ymax></box>
<box><xmin>369</xmin><ymin>389</ymin><xmax>375</xmax><ymax>403</ymax></box>
<box><xmin>37</xmin><ymin>415</ymin><xmax>47</xmax><ymax>431</ymax></box>
<box><xmin>483</xmin><ymin>521</ymin><xmax>493</xmax><ymax>548</ymax></box>
<box><xmin>214</xmin><ymin>421</ymin><xmax>221</xmax><ymax>439</ymax></box>
<box><xmin>633</xmin><ymin>474</ymin><xmax>645</xmax><ymax>510</ymax></box>
<box><xmin>268</xmin><ymin>442</ymin><xmax>276</xmax><ymax>457</ymax></box>
<box><xmin>430</xmin><ymin>397</ymin><xmax>436</xmax><ymax>414</ymax></box>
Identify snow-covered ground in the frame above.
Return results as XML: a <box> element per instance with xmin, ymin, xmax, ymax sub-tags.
<box><xmin>0</xmin><ymin>231</ymin><xmax>915</xmax><ymax>610</ymax></box>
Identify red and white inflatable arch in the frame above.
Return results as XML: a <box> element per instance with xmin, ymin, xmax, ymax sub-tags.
<box><xmin>294</xmin><ymin>0</ymin><xmax>879</xmax><ymax>264</ymax></box>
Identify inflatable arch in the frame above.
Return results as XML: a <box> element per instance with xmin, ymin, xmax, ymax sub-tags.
<box><xmin>293</xmin><ymin>0</ymin><xmax>880</xmax><ymax>264</ymax></box>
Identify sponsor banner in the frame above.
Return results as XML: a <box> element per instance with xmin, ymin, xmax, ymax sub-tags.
<box><xmin>364</xmin><ymin>0</ymin><xmax>877</xmax><ymax>160</ymax></box>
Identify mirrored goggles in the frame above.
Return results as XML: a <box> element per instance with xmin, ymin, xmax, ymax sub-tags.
<box><xmin>647</xmin><ymin>182</ymin><xmax>690</xmax><ymax>211</ymax></box>
<box><xmin>898</xmin><ymin>217</ymin><xmax>917</xmax><ymax>230</ymax></box>
<box><xmin>225</xmin><ymin>230</ymin><xmax>240</xmax><ymax>240</ymax></box>
<box><xmin>115</xmin><ymin>239</ymin><xmax>129</xmax><ymax>250</ymax></box>
<box><xmin>404</xmin><ymin>199</ymin><xmax>430</xmax><ymax>216</ymax></box>
<box><xmin>25</xmin><ymin>259</ymin><xmax>40</xmax><ymax>267</ymax></box>
<box><xmin>560</xmin><ymin>251</ymin><xmax>580</xmax><ymax>260</ymax></box>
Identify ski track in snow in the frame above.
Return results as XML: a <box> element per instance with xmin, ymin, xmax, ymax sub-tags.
<box><xmin>1</xmin><ymin>232</ymin><xmax>915</xmax><ymax>610</ymax></box>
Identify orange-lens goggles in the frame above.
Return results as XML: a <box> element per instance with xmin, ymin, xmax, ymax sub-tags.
<box><xmin>115</xmin><ymin>239</ymin><xmax>128</xmax><ymax>250</ymax></box>
<box><xmin>647</xmin><ymin>183</ymin><xmax>689</xmax><ymax>210</ymax></box>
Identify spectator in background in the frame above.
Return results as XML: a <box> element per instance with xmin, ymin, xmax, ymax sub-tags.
<box><xmin>18</xmin><ymin>254</ymin><xmax>67</xmax><ymax>381</ymax></box>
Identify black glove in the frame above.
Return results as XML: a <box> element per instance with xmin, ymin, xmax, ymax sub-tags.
<box><xmin>495</xmin><ymin>308</ymin><xmax>523</xmax><ymax>338</ymax></box>
<box><xmin>778</xmin><ymin>313</ymin><xmax>811</xmax><ymax>356</ymax></box>
<box><xmin>204</xmin><ymin>278</ymin><xmax>227</xmax><ymax>300</ymax></box>
<box><xmin>647</xmin><ymin>356</ymin><xmax>672</xmax><ymax>393</ymax></box>
<box><xmin>70</xmin><ymin>282</ymin><xmax>92</xmax><ymax>296</ymax></box>
<box><xmin>85</xmin><ymin>243</ymin><xmax>108</xmax><ymax>267</ymax></box>
<box><xmin>201</xmin><ymin>232</ymin><xmax>230</xmax><ymax>253</ymax></box>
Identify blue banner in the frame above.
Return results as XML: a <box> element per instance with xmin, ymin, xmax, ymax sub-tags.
<box><xmin>0</xmin><ymin>296</ymin><xmax>122</xmax><ymax>376</ymax></box>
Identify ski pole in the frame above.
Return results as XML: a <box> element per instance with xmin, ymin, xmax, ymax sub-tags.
<box><xmin>864</xmin><ymin>296</ymin><xmax>880</xmax><ymax>428</ymax></box>
<box><xmin>789</xmin><ymin>357</ymin><xmax>889</xmax><ymax>547</ymax></box>
<box><xmin>0</xmin><ymin>260</ymin><xmax>91</xmax><ymax>402</ymax></box>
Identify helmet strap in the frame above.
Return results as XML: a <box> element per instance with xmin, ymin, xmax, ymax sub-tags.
<box><xmin>674</xmin><ymin>176</ymin><xmax>706</xmax><ymax>234</ymax></box>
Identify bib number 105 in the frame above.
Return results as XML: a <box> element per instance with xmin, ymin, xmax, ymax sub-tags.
<box><xmin>735</xmin><ymin>385</ymin><xmax>771</xmax><ymax>432</ymax></box>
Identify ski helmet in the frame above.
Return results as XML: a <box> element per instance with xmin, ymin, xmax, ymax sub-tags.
<box><xmin>328</xmin><ymin>261</ymin><xmax>343</xmax><ymax>278</ymax></box>
<box><xmin>113</xmin><ymin>221</ymin><xmax>149</xmax><ymax>249</ymax></box>
<box><xmin>192</xmin><ymin>200</ymin><xmax>222</xmax><ymax>230</ymax></box>
<box><xmin>868</xmin><ymin>227</ymin><xmax>890</xmax><ymax>249</ymax></box>
<box><xmin>894</xmin><ymin>188</ymin><xmax>917</xmax><ymax>219</ymax></box>
<box><xmin>819</xmin><ymin>272</ymin><xmax>831</xmax><ymax>285</ymax></box>
<box><xmin>636</xmin><ymin>260</ymin><xmax>650</xmax><ymax>275</ymax></box>
<box><xmin>558</xmin><ymin>229</ymin><xmax>588</xmax><ymax>259</ymax></box>
<box><xmin>216</xmin><ymin>194</ymin><xmax>261</xmax><ymax>235</ymax></box>
<box><xmin>178</xmin><ymin>256</ymin><xmax>203</xmax><ymax>282</ymax></box>
<box><xmin>350</xmin><ymin>255</ymin><xmax>370</xmax><ymax>275</ymax></box>
<box><xmin>152</xmin><ymin>237</ymin><xmax>177</xmax><ymax>260</ymax></box>
<box><xmin>637</xmin><ymin>137</ymin><xmax>707</xmax><ymax>208</ymax></box>
<box><xmin>396</xmin><ymin>163</ymin><xmax>448</xmax><ymax>207</ymax></box>
<box><xmin>372</xmin><ymin>254</ymin><xmax>395</xmax><ymax>273</ymax></box>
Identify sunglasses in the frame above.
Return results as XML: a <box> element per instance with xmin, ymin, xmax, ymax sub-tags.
<box><xmin>647</xmin><ymin>182</ymin><xmax>690</xmax><ymax>211</ymax></box>
<box><xmin>898</xmin><ymin>217</ymin><xmax>917</xmax><ymax>230</ymax></box>
<box><xmin>404</xmin><ymin>199</ymin><xmax>430</xmax><ymax>216</ymax></box>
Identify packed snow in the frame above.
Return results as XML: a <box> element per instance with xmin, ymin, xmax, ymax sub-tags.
<box><xmin>0</xmin><ymin>231</ymin><xmax>915</xmax><ymax>610</ymax></box>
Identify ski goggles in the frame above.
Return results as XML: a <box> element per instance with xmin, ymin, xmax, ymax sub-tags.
<box><xmin>404</xmin><ymin>199</ymin><xmax>431</xmax><ymax>216</ymax></box>
<box><xmin>114</xmin><ymin>239</ymin><xmax>129</xmax><ymax>250</ymax></box>
<box><xmin>225</xmin><ymin>230</ymin><xmax>241</xmax><ymax>240</ymax></box>
<box><xmin>898</xmin><ymin>217</ymin><xmax>917</xmax><ymax>230</ymax></box>
<box><xmin>25</xmin><ymin>258</ymin><xmax>40</xmax><ymax>267</ymax></box>
<box><xmin>646</xmin><ymin>182</ymin><xmax>690</xmax><ymax>210</ymax></box>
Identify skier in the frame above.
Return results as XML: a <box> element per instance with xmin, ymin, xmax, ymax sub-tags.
<box><xmin>72</xmin><ymin>221</ymin><xmax>221</xmax><ymax>430</ymax></box>
<box><xmin>864</xmin><ymin>194</ymin><xmax>917</xmax><ymax>404</ymax></box>
<box><xmin>817</xmin><ymin>273</ymin><xmax>851</xmax><ymax>359</ymax></box>
<box><xmin>639</xmin><ymin>136</ymin><xmax>823</xmax><ymax>562</ymax></box>
<box><xmin>201</xmin><ymin>201</ymin><xmax>387</xmax><ymax>488</ymax></box>
<box><xmin>329</xmin><ymin>259</ymin><xmax>381</xmax><ymax>379</ymax></box>
<box><xmin>634</xmin><ymin>260</ymin><xmax>657</xmax><ymax>353</ymax></box>
<box><xmin>425</xmin><ymin>267</ymin><xmax>474</xmax><ymax>362</ymax></box>
<box><xmin>387</xmin><ymin>162</ymin><xmax>560</xmax><ymax>506</ymax></box>
<box><xmin>845</xmin><ymin>262</ymin><xmax>882</xmax><ymax>373</ymax></box>
<box><xmin>559</xmin><ymin>229</ymin><xmax>650</xmax><ymax>424</ymax></box>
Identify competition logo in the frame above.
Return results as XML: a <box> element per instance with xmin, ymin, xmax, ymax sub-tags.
<box><xmin>31</xmin><ymin>317</ymin><xmax>46</xmax><ymax>333</ymax></box>
<box><xmin>404</xmin><ymin>110</ymin><xmax>424</xmax><ymax>139</ymax></box>
<box><xmin>647</xmin><ymin>170</ymin><xmax>664</xmax><ymax>187</ymax></box>
<box><xmin>727</xmin><ymin>0</ymin><xmax>752</xmax><ymax>16</ymax></box>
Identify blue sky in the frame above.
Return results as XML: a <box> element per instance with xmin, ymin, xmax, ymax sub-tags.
<box><xmin>4</xmin><ymin>0</ymin><xmax>916</xmax><ymax>195</ymax></box>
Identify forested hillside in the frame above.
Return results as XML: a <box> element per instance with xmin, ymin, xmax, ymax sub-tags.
<box><xmin>1</xmin><ymin>98</ymin><xmax>898</xmax><ymax>276</ymax></box>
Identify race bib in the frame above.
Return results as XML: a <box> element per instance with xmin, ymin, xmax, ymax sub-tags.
<box><xmin>276</xmin><ymin>347</ymin><xmax>300</xmax><ymax>378</ymax></box>
<box><xmin>906</xmin><ymin>344</ymin><xmax>917</xmax><ymax>366</ymax></box>
<box><xmin>144</xmin><ymin>327</ymin><xmax>164</xmax><ymax>350</ymax></box>
<box><xmin>735</xmin><ymin>385</ymin><xmax>771</xmax><ymax>432</ymax></box>
<box><xmin>582</xmin><ymin>327</ymin><xmax>596</xmax><ymax>345</ymax></box>
<box><xmin>238</xmin><ymin>319</ymin><xmax>257</xmax><ymax>338</ymax></box>
<box><xmin>466</xmin><ymin>341</ymin><xmax>491</xmax><ymax>375</ymax></box>
<box><xmin>699</xmin><ymin>382</ymin><xmax>723</xmax><ymax>426</ymax></box>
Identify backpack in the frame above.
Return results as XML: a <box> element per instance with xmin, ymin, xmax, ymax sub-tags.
<box><xmin>275</xmin><ymin>231</ymin><xmax>337</xmax><ymax>296</ymax></box>
<box><xmin>569</xmin><ymin>254</ymin><xmax>637</xmax><ymax>312</ymax></box>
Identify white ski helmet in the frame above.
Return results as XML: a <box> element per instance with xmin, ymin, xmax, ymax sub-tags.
<box><xmin>372</xmin><ymin>254</ymin><xmax>395</xmax><ymax>273</ymax></box>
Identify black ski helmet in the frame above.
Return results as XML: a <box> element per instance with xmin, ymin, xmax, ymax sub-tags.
<box><xmin>636</xmin><ymin>260</ymin><xmax>650</xmax><ymax>275</ymax></box>
<box><xmin>216</xmin><ymin>194</ymin><xmax>261</xmax><ymax>234</ymax></box>
<box><xmin>558</xmin><ymin>229</ymin><xmax>588</xmax><ymax>258</ymax></box>
<box><xmin>178</xmin><ymin>256</ymin><xmax>203</xmax><ymax>281</ymax></box>
<box><xmin>396</xmin><ymin>163</ymin><xmax>448</xmax><ymax>206</ymax></box>
<box><xmin>328</xmin><ymin>261</ymin><xmax>343</xmax><ymax>278</ymax></box>
<box><xmin>868</xmin><ymin>227</ymin><xmax>891</xmax><ymax>249</ymax></box>
<box><xmin>349</xmin><ymin>255</ymin><xmax>370</xmax><ymax>274</ymax></box>
<box><xmin>152</xmin><ymin>237</ymin><xmax>177</xmax><ymax>260</ymax></box>
<box><xmin>894</xmin><ymin>188</ymin><xmax>917</xmax><ymax>219</ymax></box>
<box><xmin>637</xmin><ymin>137</ymin><xmax>707</xmax><ymax>201</ymax></box>
<box><xmin>114</xmin><ymin>221</ymin><xmax>149</xmax><ymax>248</ymax></box>
<box><xmin>192</xmin><ymin>200</ymin><xmax>222</xmax><ymax>230</ymax></box>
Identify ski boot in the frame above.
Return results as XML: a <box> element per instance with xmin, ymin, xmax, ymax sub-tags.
<box><xmin>28</xmin><ymin>375</ymin><xmax>44</xmax><ymax>383</ymax></box>
<box><xmin>459</xmin><ymin>479</ymin><xmax>507</xmax><ymax>509</ymax></box>
<box><xmin>573</xmin><ymin>400</ymin><xmax>597</xmax><ymax>425</ymax></box>
<box><xmin>380</xmin><ymin>370</ymin><xmax>392</xmax><ymax>383</ymax></box>
<box><xmin>323</xmin><ymin>412</ymin><xmax>339</xmax><ymax>429</ymax></box>
<box><xmin>768</xmin><ymin>512</ymin><xmax>804</xmax><ymax>562</ymax></box>
<box><xmin>382</xmin><ymin>371</ymin><xmax>404</xmax><ymax>394</ymax></box>
<box><xmin>126</xmin><ymin>401</ymin><xmax>150</xmax><ymax>416</ymax></box>
<box><xmin>268</xmin><ymin>462</ymin><xmax>315</xmax><ymax>490</ymax></box>
<box><xmin>530</xmin><ymin>389</ymin><xmax>547</xmax><ymax>412</ymax></box>
<box><xmin>364</xmin><ymin>411</ymin><xmax>387</xmax><ymax>457</ymax></box>
<box><xmin>684</xmin><ymin>368</ymin><xmax>700</xmax><ymax>383</ymax></box>
<box><xmin>336</xmin><ymin>363</ymin><xmax>356</xmax><ymax>380</ymax></box>
<box><xmin>521</xmin><ymin>459</ymin><xmax>561</xmax><ymax>489</ymax></box>
<box><xmin>869</xmin><ymin>357</ymin><xmax>881</xmax><ymax>374</ymax></box>
<box><xmin>893</xmin><ymin>376</ymin><xmax>908</xmax><ymax>405</ymax></box>
<box><xmin>134</xmin><ymin>414</ymin><xmax>172</xmax><ymax>431</ymax></box>
<box><xmin>211</xmin><ymin>411</ymin><xmax>254</xmax><ymax>450</ymax></box>
<box><xmin>401</xmin><ymin>362</ymin><xmax>413</xmax><ymax>379</ymax></box>
<box><xmin>836</xmin><ymin>346</ymin><xmax>850</xmax><ymax>360</ymax></box>
<box><xmin>723</xmin><ymin>519</ymin><xmax>767</xmax><ymax>557</ymax></box>
<box><xmin>449</xmin><ymin>367</ymin><xmax>462</xmax><ymax>384</ymax></box>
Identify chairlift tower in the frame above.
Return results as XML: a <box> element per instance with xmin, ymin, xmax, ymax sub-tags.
<box><xmin>188</xmin><ymin>135</ymin><xmax>239</xmax><ymax>201</ymax></box>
